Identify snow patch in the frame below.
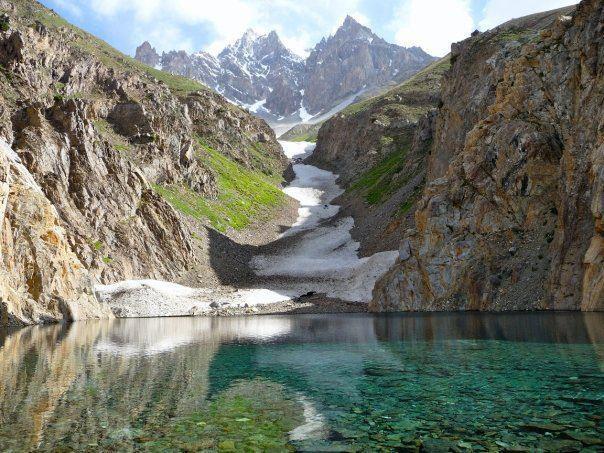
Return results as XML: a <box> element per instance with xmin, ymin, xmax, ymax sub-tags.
<box><xmin>94</xmin><ymin>280</ymin><xmax>294</xmax><ymax>319</ymax></box>
<box><xmin>251</xmin><ymin>141</ymin><xmax>398</xmax><ymax>302</ymax></box>
<box><xmin>243</xmin><ymin>98</ymin><xmax>267</xmax><ymax>113</ymax></box>
<box><xmin>298</xmin><ymin>103</ymin><xmax>314</xmax><ymax>123</ymax></box>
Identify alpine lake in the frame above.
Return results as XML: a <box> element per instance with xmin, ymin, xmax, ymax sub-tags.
<box><xmin>0</xmin><ymin>312</ymin><xmax>602</xmax><ymax>451</ymax></box>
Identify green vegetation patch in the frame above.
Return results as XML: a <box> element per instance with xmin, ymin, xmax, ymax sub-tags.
<box><xmin>248</xmin><ymin>142</ymin><xmax>284</xmax><ymax>183</ymax></box>
<box><xmin>289</xmin><ymin>132</ymin><xmax>318</xmax><ymax>143</ymax></box>
<box><xmin>498</xmin><ymin>28</ymin><xmax>534</xmax><ymax>43</ymax></box>
<box><xmin>153</xmin><ymin>144</ymin><xmax>285</xmax><ymax>232</ymax></box>
<box><xmin>280</xmin><ymin>122</ymin><xmax>323</xmax><ymax>143</ymax></box>
<box><xmin>141</xmin><ymin>379</ymin><xmax>303</xmax><ymax>451</ymax></box>
<box><xmin>0</xmin><ymin>15</ymin><xmax>9</xmax><ymax>32</ymax></box>
<box><xmin>93</xmin><ymin>118</ymin><xmax>136</xmax><ymax>161</ymax></box>
<box><xmin>398</xmin><ymin>187</ymin><xmax>423</xmax><ymax>216</ymax></box>
<box><xmin>349</xmin><ymin>143</ymin><xmax>415</xmax><ymax>205</ymax></box>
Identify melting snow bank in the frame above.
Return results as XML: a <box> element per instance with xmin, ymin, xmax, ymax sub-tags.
<box><xmin>252</xmin><ymin>218</ymin><xmax>398</xmax><ymax>302</ymax></box>
<box><xmin>250</xmin><ymin>141</ymin><xmax>398</xmax><ymax>302</ymax></box>
<box><xmin>95</xmin><ymin>280</ymin><xmax>294</xmax><ymax>318</ymax></box>
<box><xmin>96</xmin><ymin>140</ymin><xmax>397</xmax><ymax>316</ymax></box>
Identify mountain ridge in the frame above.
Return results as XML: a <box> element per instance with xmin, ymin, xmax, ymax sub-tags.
<box><xmin>135</xmin><ymin>16</ymin><xmax>436</xmax><ymax>123</ymax></box>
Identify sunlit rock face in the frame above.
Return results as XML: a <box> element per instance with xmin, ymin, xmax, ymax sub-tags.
<box><xmin>372</xmin><ymin>1</ymin><xmax>603</xmax><ymax>312</ymax></box>
<box><xmin>0</xmin><ymin>141</ymin><xmax>112</xmax><ymax>325</ymax></box>
<box><xmin>0</xmin><ymin>1</ymin><xmax>286</xmax><ymax>325</ymax></box>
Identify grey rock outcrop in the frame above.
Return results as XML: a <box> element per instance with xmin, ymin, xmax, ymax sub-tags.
<box><xmin>135</xmin><ymin>41</ymin><xmax>160</xmax><ymax>67</ymax></box>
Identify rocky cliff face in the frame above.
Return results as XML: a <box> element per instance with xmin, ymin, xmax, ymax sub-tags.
<box><xmin>309</xmin><ymin>58</ymin><xmax>449</xmax><ymax>255</ymax></box>
<box><xmin>135</xmin><ymin>17</ymin><xmax>435</xmax><ymax>122</ymax></box>
<box><xmin>0</xmin><ymin>0</ymin><xmax>286</xmax><ymax>325</ymax></box>
<box><xmin>371</xmin><ymin>1</ymin><xmax>603</xmax><ymax>312</ymax></box>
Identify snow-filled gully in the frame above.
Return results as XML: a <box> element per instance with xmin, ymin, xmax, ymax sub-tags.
<box><xmin>95</xmin><ymin>141</ymin><xmax>398</xmax><ymax>316</ymax></box>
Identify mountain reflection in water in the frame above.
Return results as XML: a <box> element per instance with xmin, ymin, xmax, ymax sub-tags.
<box><xmin>0</xmin><ymin>313</ymin><xmax>602</xmax><ymax>451</ymax></box>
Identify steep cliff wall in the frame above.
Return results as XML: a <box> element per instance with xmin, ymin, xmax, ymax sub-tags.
<box><xmin>372</xmin><ymin>1</ymin><xmax>603</xmax><ymax>311</ymax></box>
<box><xmin>309</xmin><ymin>58</ymin><xmax>449</xmax><ymax>254</ymax></box>
<box><xmin>0</xmin><ymin>0</ymin><xmax>287</xmax><ymax>325</ymax></box>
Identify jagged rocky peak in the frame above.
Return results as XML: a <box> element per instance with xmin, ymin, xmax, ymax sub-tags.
<box><xmin>302</xmin><ymin>15</ymin><xmax>436</xmax><ymax>115</ymax></box>
<box><xmin>337</xmin><ymin>15</ymin><xmax>376</xmax><ymax>40</ymax></box>
<box><xmin>219</xmin><ymin>28</ymin><xmax>303</xmax><ymax>68</ymax></box>
<box><xmin>222</xmin><ymin>28</ymin><xmax>261</xmax><ymax>55</ymax></box>
<box><xmin>135</xmin><ymin>41</ymin><xmax>160</xmax><ymax>67</ymax></box>
<box><xmin>135</xmin><ymin>19</ymin><xmax>435</xmax><ymax>123</ymax></box>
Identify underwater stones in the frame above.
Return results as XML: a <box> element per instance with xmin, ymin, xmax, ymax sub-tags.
<box><xmin>537</xmin><ymin>439</ymin><xmax>583</xmax><ymax>452</ymax></box>
<box><xmin>520</xmin><ymin>422</ymin><xmax>566</xmax><ymax>433</ymax></box>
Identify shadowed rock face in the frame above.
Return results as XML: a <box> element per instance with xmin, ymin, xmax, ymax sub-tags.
<box><xmin>371</xmin><ymin>1</ymin><xmax>603</xmax><ymax>312</ymax></box>
<box><xmin>135</xmin><ymin>17</ymin><xmax>436</xmax><ymax>121</ymax></box>
<box><xmin>0</xmin><ymin>0</ymin><xmax>286</xmax><ymax>325</ymax></box>
<box><xmin>307</xmin><ymin>57</ymin><xmax>449</xmax><ymax>256</ymax></box>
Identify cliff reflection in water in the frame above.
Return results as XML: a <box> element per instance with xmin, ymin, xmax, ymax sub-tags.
<box><xmin>0</xmin><ymin>313</ymin><xmax>602</xmax><ymax>451</ymax></box>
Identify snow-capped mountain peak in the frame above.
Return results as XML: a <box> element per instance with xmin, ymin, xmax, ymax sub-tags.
<box><xmin>135</xmin><ymin>18</ymin><xmax>435</xmax><ymax>124</ymax></box>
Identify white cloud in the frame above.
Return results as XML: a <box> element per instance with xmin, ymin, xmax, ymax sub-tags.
<box><xmin>133</xmin><ymin>24</ymin><xmax>195</xmax><ymax>54</ymax></box>
<box><xmin>392</xmin><ymin>0</ymin><xmax>474</xmax><ymax>57</ymax></box>
<box><xmin>261</xmin><ymin>0</ymin><xmax>364</xmax><ymax>56</ymax></box>
<box><xmin>281</xmin><ymin>32</ymin><xmax>313</xmax><ymax>58</ymax></box>
<box><xmin>478</xmin><ymin>0</ymin><xmax>579</xmax><ymax>31</ymax></box>
<box><xmin>85</xmin><ymin>0</ymin><xmax>256</xmax><ymax>54</ymax></box>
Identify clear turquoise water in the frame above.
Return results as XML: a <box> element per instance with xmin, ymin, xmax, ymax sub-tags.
<box><xmin>0</xmin><ymin>313</ymin><xmax>602</xmax><ymax>451</ymax></box>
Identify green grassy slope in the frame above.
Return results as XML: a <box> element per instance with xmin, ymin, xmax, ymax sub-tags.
<box><xmin>153</xmin><ymin>142</ymin><xmax>285</xmax><ymax>233</ymax></box>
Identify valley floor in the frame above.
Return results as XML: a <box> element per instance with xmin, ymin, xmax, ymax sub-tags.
<box><xmin>96</xmin><ymin>141</ymin><xmax>398</xmax><ymax>318</ymax></box>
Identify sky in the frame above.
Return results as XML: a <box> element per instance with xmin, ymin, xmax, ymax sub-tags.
<box><xmin>41</xmin><ymin>0</ymin><xmax>579</xmax><ymax>58</ymax></box>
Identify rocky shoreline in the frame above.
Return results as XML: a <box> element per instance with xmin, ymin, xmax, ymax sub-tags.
<box><xmin>204</xmin><ymin>294</ymin><xmax>367</xmax><ymax>317</ymax></box>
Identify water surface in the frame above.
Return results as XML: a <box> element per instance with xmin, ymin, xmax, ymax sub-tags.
<box><xmin>0</xmin><ymin>313</ymin><xmax>602</xmax><ymax>451</ymax></box>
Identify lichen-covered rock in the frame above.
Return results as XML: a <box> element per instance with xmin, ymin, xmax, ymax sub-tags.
<box><xmin>372</xmin><ymin>1</ymin><xmax>603</xmax><ymax>312</ymax></box>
